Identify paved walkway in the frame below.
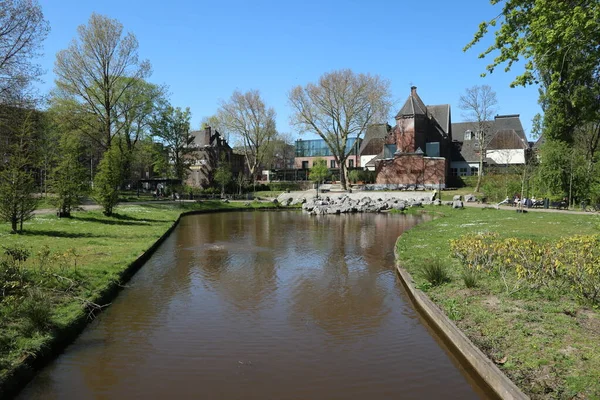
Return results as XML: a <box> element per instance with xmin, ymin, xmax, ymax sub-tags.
<box><xmin>463</xmin><ymin>201</ymin><xmax>595</xmax><ymax>215</ymax></box>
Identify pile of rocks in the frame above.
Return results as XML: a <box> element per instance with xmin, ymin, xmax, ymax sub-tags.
<box><xmin>296</xmin><ymin>195</ymin><xmax>434</xmax><ymax>215</ymax></box>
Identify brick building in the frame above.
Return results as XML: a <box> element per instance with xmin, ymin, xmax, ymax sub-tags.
<box><xmin>186</xmin><ymin>126</ymin><xmax>245</xmax><ymax>188</ymax></box>
<box><xmin>373</xmin><ymin>87</ymin><xmax>452</xmax><ymax>188</ymax></box>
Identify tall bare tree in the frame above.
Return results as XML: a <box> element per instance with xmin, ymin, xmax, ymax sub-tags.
<box><xmin>216</xmin><ymin>90</ymin><xmax>277</xmax><ymax>184</ymax></box>
<box><xmin>53</xmin><ymin>13</ymin><xmax>151</xmax><ymax>150</ymax></box>
<box><xmin>289</xmin><ymin>69</ymin><xmax>391</xmax><ymax>190</ymax></box>
<box><xmin>0</xmin><ymin>0</ymin><xmax>49</xmax><ymax>105</ymax></box>
<box><xmin>458</xmin><ymin>85</ymin><xmax>498</xmax><ymax>192</ymax></box>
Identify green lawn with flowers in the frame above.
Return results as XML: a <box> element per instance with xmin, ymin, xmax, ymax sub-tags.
<box><xmin>396</xmin><ymin>206</ymin><xmax>600</xmax><ymax>399</ymax></box>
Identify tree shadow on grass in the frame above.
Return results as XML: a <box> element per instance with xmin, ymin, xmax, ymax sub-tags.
<box><xmin>111</xmin><ymin>213</ymin><xmax>172</xmax><ymax>223</ymax></box>
<box><xmin>71</xmin><ymin>215</ymin><xmax>151</xmax><ymax>226</ymax></box>
<box><xmin>20</xmin><ymin>230</ymin><xmax>112</xmax><ymax>239</ymax></box>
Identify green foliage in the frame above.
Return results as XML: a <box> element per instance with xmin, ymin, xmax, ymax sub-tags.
<box><xmin>347</xmin><ymin>169</ymin><xmax>360</xmax><ymax>184</ymax></box>
<box><xmin>419</xmin><ymin>258</ymin><xmax>451</xmax><ymax>286</ymax></box>
<box><xmin>214</xmin><ymin>155</ymin><xmax>232</xmax><ymax>196</ymax></box>
<box><xmin>267</xmin><ymin>182</ymin><xmax>300</xmax><ymax>192</ymax></box>
<box><xmin>93</xmin><ymin>145</ymin><xmax>124</xmax><ymax>216</ymax></box>
<box><xmin>151</xmin><ymin>105</ymin><xmax>195</xmax><ymax>182</ymax></box>
<box><xmin>465</xmin><ymin>1</ymin><xmax>600</xmax><ymax>143</ymax></box>
<box><xmin>309</xmin><ymin>158</ymin><xmax>329</xmax><ymax>183</ymax></box>
<box><xmin>451</xmin><ymin>233</ymin><xmax>600</xmax><ymax>303</ymax></box>
<box><xmin>480</xmin><ymin>173</ymin><xmax>523</xmax><ymax>202</ymax></box>
<box><xmin>462</xmin><ymin>269</ymin><xmax>479</xmax><ymax>288</ymax></box>
<box><xmin>51</xmin><ymin>134</ymin><xmax>89</xmax><ymax>217</ymax></box>
<box><xmin>0</xmin><ymin>115</ymin><xmax>38</xmax><ymax>233</ymax></box>
<box><xmin>358</xmin><ymin>169</ymin><xmax>376</xmax><ymax>184</ymax></box>
<box><xmin>19</xmin><ymin>289</ymin><xmax>53</xmax><ymax>336</ymax></box>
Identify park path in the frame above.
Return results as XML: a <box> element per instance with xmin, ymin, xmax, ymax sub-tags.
<box><xmin>32</xmin><ymin>197</ymin><xmax>597</xmax><ymax>216</ymax></box>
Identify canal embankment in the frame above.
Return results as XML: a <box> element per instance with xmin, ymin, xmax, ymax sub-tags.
<box><xmin>395</xmin><ymin>206</ymin><xmax>600</xmax><ymax>399</ymax></box>
<box><xmin>0</xmin><ymin>201</ymin><xmax>285</xmax><ymax>399</ymax></box>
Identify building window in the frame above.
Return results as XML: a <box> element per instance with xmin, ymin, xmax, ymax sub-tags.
<box><xmin>330</xmin><ymin>160</ymin><xmax>336</xmax><ymax>168</ymax></box>
<box><xmin>425</xmin><ymin>142</ymin><xmax>440</xmax><ymax>157</ymax></box>
<box><xmin>348</xmin><ymin>159</ymin><xmax>354</xmax><ymax>168</ymax></box>
<box><xmin>465</xmin><ymin>130</ymin><xmax>472</xmax><ymax>141</ymax></box>
<box><xmin>450</xmin><ymin>168</ymin><xmax>458</xmax><ymax>176</ymax></box>
<box><xmin>471</xmin><ymin>167</ymin><xmax>479</xmax><ymax>176</ymax></box>
<box><xmin>459</xmin><ymin>168</ymin><xmax>468</xmax><ymax>176</ymax></box>
<box><xmin>302</xmin><ymin>161</ymin><xmax>309</xmax><ymax>169</ymax></box>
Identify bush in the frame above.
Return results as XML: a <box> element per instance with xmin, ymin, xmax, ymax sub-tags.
<box><xmin>451</xmin><ymin>233</ymin><xmax>600</xmax><ymax>303</ymax></box>
<box><xmin>462</xmin><ymin>269</ymin><xmax>479</xmax><ymax>288</ymax></box>
<box><xmin>420</xmin><ymin>258</ymin><xmax>451</xmax><ymax>286</ymax></box>
<box><xmin>19</xmin><ymin>288</ymin><xmax>53</xmax><ymax>336</ymax></box>
<box><xmin>268</xmin><ymin>182</ymin><xmax>300</xmax><ymax>192</ymax></box>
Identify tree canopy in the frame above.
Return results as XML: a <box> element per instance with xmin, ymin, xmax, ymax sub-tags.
<box><xmin>465</xmin><ymin>0</ymin><xmax>600</xmax><ymax>142</ymax></box>
<box><xmin>54</xmin><ymin>13</ymin><xmax>152</xmax><ymax>149</ymax></box>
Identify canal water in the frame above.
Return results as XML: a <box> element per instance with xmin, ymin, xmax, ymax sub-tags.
<box><xmin>19</xmin><ymin>211</ymin><xmax>490</xmax><ymax>399</ymax></box>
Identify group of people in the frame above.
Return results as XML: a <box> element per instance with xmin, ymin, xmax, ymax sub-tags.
<box><xmin>500</xmin><ymin>195</ymin><xmax>547</xmax><ymax>209</ymax></box>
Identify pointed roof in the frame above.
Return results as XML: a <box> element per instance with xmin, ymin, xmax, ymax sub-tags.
<box><xmin>395</xmin><ymin>87</ymin><xmax>428</xmax><ymax>118</ymax></box>
<box><xmin>358</xmin><ymin>123</ymin><xmax>391</xmax><ymax>155</ymax></box>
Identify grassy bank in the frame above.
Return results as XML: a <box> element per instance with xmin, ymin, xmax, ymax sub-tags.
<box><xmin>396</xmin><ymin>207</ymin><xmax>600</xmax><ymax>399</ymax></box>
<box><xmin>0</xmin><ymin>200</ymin><xmax>284</xmax><ymax>396</ymax></box>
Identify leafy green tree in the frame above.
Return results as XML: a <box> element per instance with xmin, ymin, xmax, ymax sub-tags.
<box><xmin>53</xmin><ymin>13</ymin><xmax>151</xmax><ymax>149</ymax></box>
<box><xmin>465</xmin><ymin>1</ymin><xmax>600</xmax><ymax>143</ymax></box>
<box><xmin>214</xmin><ymin>154</ymin><xmax>232</xmax><ymax>197</ymax></box>
<box><xmin>93</xmin><ymin>144</ymin><xmax>124</xmax><ymax>216</ymax></box>
<box><xmin>0</xmin><ymin>116</ymin><xmax>38</xmax><ymax>233</ymax></box>
<box><xmin>51</xmin><ymin>134</ymin><xmax>89</xmax><ymax>217</ymax></box>
<box><xmin>151</xmin><ymin>106</ymin><xmax>196</xmax><ymax>183</ymax></box>
<box><xmin>309</xmin><ymin>158</ymin><xmax>329</xmax><ymax>198</ymax></box>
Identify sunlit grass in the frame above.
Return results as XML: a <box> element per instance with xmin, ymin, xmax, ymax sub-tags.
<box><xmin>396</xmin><ymin>206</ymin><xmax>600</xmax><ymax>398</ymax></box>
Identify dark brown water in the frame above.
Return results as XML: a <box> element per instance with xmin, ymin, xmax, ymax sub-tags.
<box><xmin>19</xmin><ymin>211</ymin><xmax>489</xmax><ymax>400</ymax></box>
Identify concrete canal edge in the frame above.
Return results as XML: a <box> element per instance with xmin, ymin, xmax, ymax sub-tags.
<box><xmin>0</xmin><ymin>206</ymin><xmax>282</xmax><ymax>399</ymax></box>
<box><xmin>393</xmin><ymin>254</ymin><xmax>529</xmax><ymax>399</ymax></box>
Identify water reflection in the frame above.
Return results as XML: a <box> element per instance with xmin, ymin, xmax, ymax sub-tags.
<box><xmin>19</xmin><ymin>211</ymin><xmax>488</xmax><ymax>400</ymax></box>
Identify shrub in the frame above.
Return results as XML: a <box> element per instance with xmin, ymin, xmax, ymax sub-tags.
<box><xmin>19</xmin><ymin>288</ymin><xmax>53</xmax><ymax>336</ymax></box>
<box><xmin>420</xmin><ymin>258</ymin><xmax>451</xmax><ymax>286</ymax></box>
<box><xmin>450</xmin><ymin>233</ymin><xmax>600</xmax><ymax>303</ymax></box>
<box><xmin>462</xmin><ymin>268</ymin><xmax>479</xmax><ymax>288</ymax></box>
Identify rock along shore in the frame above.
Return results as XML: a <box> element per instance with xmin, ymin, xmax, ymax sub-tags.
<box><xmin>277</xmin><ymin>190</ymin><xmax>465</xmax><ymax>215</ymax></box>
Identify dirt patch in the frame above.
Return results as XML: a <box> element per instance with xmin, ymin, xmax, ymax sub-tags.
<box><xmin>483</xmin><ymin>295</ymin><xmax>500</xmax><ymax>309</ymax></box>
<box><xmin>578</xmin><ymin>309</ymin><xmax>600</xmax><ymax>335</ymax></box>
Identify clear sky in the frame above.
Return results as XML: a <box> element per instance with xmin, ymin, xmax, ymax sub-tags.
<box><xmin>36</xmin><ymin>0</ymin><xmax>541</xmax><ymax>141</ymax></box>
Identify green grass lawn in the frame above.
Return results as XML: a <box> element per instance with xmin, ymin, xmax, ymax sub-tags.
<box><xmin>396</xmin><ymin>207</ymin><xmax>600</xmax><ymax>399</ymax></box>
<box><xmin>439</xmin><ymin>187</ymin><xmax>483</xmax><ymax>202</ymax></box>
<box><xmin>0</xmin><ymin>200</ymin><xmax>284</xmax><ymax>393</ymax></box>
<box><xmin>253</xmin><ymin>190</ymin><xmax>284</xmax><ymax>198</ymax></box>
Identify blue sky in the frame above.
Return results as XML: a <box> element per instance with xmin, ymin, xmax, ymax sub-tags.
<box><xmin>36</xmin><ymin>0</ymin><xmax>541</xmax><ymax>140</ymax></box>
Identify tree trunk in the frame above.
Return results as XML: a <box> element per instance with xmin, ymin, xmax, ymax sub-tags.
<box><xmin>339</xmin><ymin>159</ymin><xmax>347</xmax><ymax>190</ymax></box>
<box><xmin>11</xmin><ymin>217</ymin><xmax>17</xmax><ymax>234</ymax></box>
<box><xmin>475</xmin><ymin>152</ymin><xmax>483</xmax><ymax>192</ymax></box>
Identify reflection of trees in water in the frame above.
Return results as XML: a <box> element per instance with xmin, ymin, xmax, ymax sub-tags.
<box><xmin>291</xmin><ymin>267</ymin><xmax>388</xmax><ymax>341</ymax></box>
<box><xmin>191</xmin><ymin>213</ymin><xmax>279</xmax><ymax>311</ymax></box>
<box><xmin>290</xmin><ymin>213</ymin><xmax>427</xmax><ymax>341</ymax></box>
<box><xmin>72</xmin><ymin>211</ymin><xmax>429</xmax><ymax>391</ymax></box>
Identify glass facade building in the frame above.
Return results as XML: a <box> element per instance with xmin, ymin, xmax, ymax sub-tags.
<box><xmin>295</xmin><ymin>137</ymin><xmax>361</xmax><ymax>157</ymax></box>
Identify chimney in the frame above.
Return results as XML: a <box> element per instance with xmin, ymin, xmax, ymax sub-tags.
<box><xmin>204</xmin><ymin>126</ymin><xmax>211</xmax><ymax>146</ymax></box>
<box><xmin>411</xmin><ymin>86</ymin><xmax>417</xmax><ymax>96</ymax></box>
